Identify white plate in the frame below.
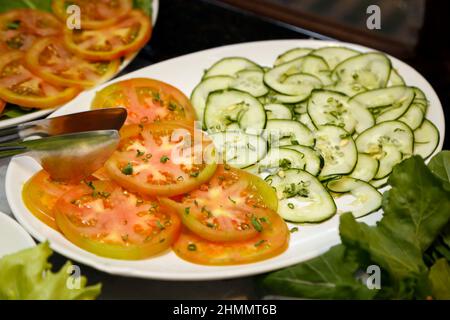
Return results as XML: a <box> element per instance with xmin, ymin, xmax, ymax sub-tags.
<box><xmin>6</xmin><ymin>40</ymin><xmax>445</xmax><ymax>281</ymax></box>
<box><xmin>0</xmin><ymin>0</ymin><xmax>159</xmax><ymax>129</ymax></box>
<box><xmin>0</xmin><ymin>211</ymin><xmax>35</xmax><ymax>258</ymax></box>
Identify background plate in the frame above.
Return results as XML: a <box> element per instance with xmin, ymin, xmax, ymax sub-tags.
<box><xmin>0</xmin><ymin>0</ymin><xmax>159</xmax><ymax>129</ymax></box>
<box><xmin>6</xmin><ymin>40</ymin><xmax>445</xmax><ymax>281</ymax></box>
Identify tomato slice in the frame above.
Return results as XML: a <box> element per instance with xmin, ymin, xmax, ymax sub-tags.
<box><xmin>64</xmin><ymin>10</ymin><xmax>151</xmax><ymax>61</ymax></box>
<box><xmin>22</xmin><ymin>170</ymin><xmax>78</xmax><ymax>230</ymax></box>
<box><xmin>92</xmin><ymin>78</ymin><xmax>196</xmax><ymax>125</ymax></box>
<box><xmin>25</xmin><ymin>37</ymin><xmax>120</xmax><ymax>88</ymax></box>
<box><xmin>54</xmin><ymin>180</ymin><xmax>181</xmax><ymax>260</ymax></box>
<box><xmin>52</xmin><ymin>0</ymin><xmax>133</xmax><ymax>30</ymax></box>
<box><xmin>0</xmin><ymin>98</ymin><xmax>5</xmax><ymax>114</ymax></box>
<box><xmin>161</xmin><ymin>165</ymin><xmax>278</xmax><ymax>242</ymax></box>
<box><xmin>105</xmin><ymin>122</ymin><xmax>217</xmax><ymax>197</ymax></box>
<box><xmin>173</xmin><ymin>209</ymin><xmax>289</xmax><ymax>266</ymax></box>
<box><xmin>0</xmin><ymin>9</ymin><xmax>62</xmax><ymax>51</ymax></box>
<box><xmin>0</xmin><ymin>51</ymin><xmax>81</xmax><ymax>108</ymax></box>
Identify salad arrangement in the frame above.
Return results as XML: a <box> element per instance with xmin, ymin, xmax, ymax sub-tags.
<box><xmin>191</xmin><ymin>46</ymin><xmax>440</xmax><ymax>223</ymax></box>
<box><xmin>0</xmin><ymin>0</ymin><xmax>152</xmax><ymax>119</ymax></box>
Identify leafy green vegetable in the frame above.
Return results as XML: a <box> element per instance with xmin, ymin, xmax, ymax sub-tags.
<box><xmin>429</xmin><ymin>259</ymin><xmax>450</xmax><ymax>299</ymax></box>
<box><xmin>259</xmin><ymin>245</ymin><xmax>376</xmax><ymax>299</ymax></box>
<box><xmin>260</xmin><ymin>152</ymin><xmax>450</xmax><ymax>300</ymax></box>
<box><xmin>0</xmin><ymin>242</ymin><xmax>101</xmax><ymax>300</ymax></box>
<box><xmin>429</xmin><ymin>150</ymin><xmax>450</xmax><ymax>191</ymax></box>
<box><xmin>133</xmin><ymin>0</ymin><xmax>153</xmax><ymax>16</ymax></box>
<box><xmin>0</xmin><ymin>0</ymin><xmax>52</xmax><ymax>13</ymax></box>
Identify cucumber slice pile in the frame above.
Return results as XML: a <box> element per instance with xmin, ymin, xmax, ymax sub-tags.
<box><xmin>191</xmin><ymin>46</ymin><xmax>440</xmax><ymax>223</ymax></box>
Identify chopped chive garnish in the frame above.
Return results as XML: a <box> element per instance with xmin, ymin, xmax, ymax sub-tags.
<box><xmin>251</xmin><ymin>215</ymin><xmax>263</xmax><ymax>232</ymax></box>
<box><xmin>160</xmin><ymin>155</ymin><xmax>170</xmax><ymax>163</ymax></box>
<box><xmin>121</xmin><ymin>163</ymin><xmax>133</xmax><ymax>175</ymax></box>
<box><xmin>187</xmin><ymin>243</ymin><xmax>197</xmax><ymax>251</ymax></box>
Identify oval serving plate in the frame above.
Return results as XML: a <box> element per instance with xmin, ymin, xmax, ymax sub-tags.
<box><xmin>7</xmin><ymin>40</ymin><xmax>445</xmax><ymax>281</ymax></box>
<box><xmin>0</xmin><ymin>211</ymin><xmax>35</xmax><ymax>258</ymax></box>
<box><xmin>0</xmin><ymin>0</ymin><xmax>159</xmax><ymax>129</ymax></box>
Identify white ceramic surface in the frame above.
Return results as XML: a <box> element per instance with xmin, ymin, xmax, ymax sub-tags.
<box><xmin>6</xmin><ymin>40</ymin><xmax>445</xmax><ymax>281</ymax></box>
<box><xmin>0</xmin><ymin>0</ymin><xmax>159</xmax><ymax>129</ymax></box>
<box><xmin>0</xmin><ymin>211</ymin><xmax>35</xmax><ymax>258</ymax></box>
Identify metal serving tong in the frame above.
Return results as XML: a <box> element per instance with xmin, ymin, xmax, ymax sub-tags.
<box><xmin>0</xmin><ymin>108</ymin><xmax>127</xmax><ymax>182</ymax></box>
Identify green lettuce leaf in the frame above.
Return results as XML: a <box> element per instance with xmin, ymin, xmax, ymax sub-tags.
<box><xmin>259</xmin><ymin>245</ymin><xmax>376</xmax><ymax>299</ymax></box>
<box><xmin>429</xmin><ymin>259</ymin><xmax>450</xmax><ymax>300</ymax></box>
<box><xmin>0</xmin><ymin>242</ymin><xmax>101</xmax><ymax>300</ymax></box>
<box><xmin>429</xmin><ymin>151</ymin><xmax>450</xmax><ymax>191</ymax></box>
<box><xmin>0</xmin><ymin>0</ymin><xmax>52</xmax><ymax>13</ymax></box>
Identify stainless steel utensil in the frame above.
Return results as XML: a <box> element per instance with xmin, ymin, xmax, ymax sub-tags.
<box><xmin>0</xmin><ymin>130</ymin><xmax>120</xmax><ymax>182</ymax></box>
<box><xmin>0</xmin><ymin>108</ymin><xmax>127</xmax><ymax>143</ymax></box>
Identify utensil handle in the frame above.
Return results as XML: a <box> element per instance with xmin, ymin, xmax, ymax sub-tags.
<box><xmin>0</xmin><ymin>145</ymin><xmax>27</xmax><ymax>159</ymax></box>
<box><xmin>0</xmin><ymin>126</ymin><xmax>20</xmax><ymax>143</ymax></box>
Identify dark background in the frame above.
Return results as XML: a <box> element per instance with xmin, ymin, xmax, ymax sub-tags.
<box><xmin>51</xmin><ymin>0</ymin><xmax>449</xmax><ymax>299</ymax></box>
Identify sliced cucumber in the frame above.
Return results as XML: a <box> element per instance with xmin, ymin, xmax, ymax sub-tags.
<box><xmin>398</xmin><ymin>103</ymin><xmax>424</xmax><ymax>130</ymax></box>
<box><xmin>245</xmin><ymin>147</ymin><xmax>307</xmax><ymax>176</ymax></box>
<box><xmin>282</xmin><ymin>145</ymin><xmax>322</xmax><ymax>176</ymax></box>
<box><xmin>209</xmin><ymin>131</ymin><xmax>267</xmax><ymax>169</ymax></box>
<box><xmin>332</xmin><ymin>53</ymin><xmax>391</xmax><ymax>96</ymax></box>
<box><xmin>413</xmin><ymin>119</ymin><xmax>440</xmax><ymax>159</ymax></box>
<box><xmin>261</xmin><ymin>91</ymin><xmax>309</xmax><ymax>104</ymax></box>
<box><xmin>230</xmin><ymin>69</ymin><xmax>268</xmax><ymax>97</ymax></box>
<box><xmin>370</xmin><ymin>176</ymin><xmax>389</xmax><ymax>189</ymax></box>
<box><xmin>308</xmin><ymin>90</ymin><xmax>374</xmax><ymax>134</ymax></box>
<box><xmin>293</xmin><ymin>100</ymin><xmax>308</xmax><ymax>114</ymax></box>
<box><xmin>356</xmin><ymin>121</ymin><xmax>413</xmax><ymax>179</ymax></box>
<box><xmin>327</xmin><ymin>177</ymin><xmax>382</xmax><ymax>218</ymax></box>
<box><xmin>264</xmin><ymin>119</ymin><xmax>314</xmax><ymax>147</ymax></box>
<box><xmin>204</xmin><ymin>90</ymin><xmax>266</xmax><ymax>132</ymax></box>
<box><xmin>203</xmin><ymin>57</ymin><xmax>260</xmax><ymax>78</ymax></box>
<box><xmin>264</xmin><ymin>55</ymin><xmax>330</xmax><ymax>95</ymax></box>
<box><xmin>314</xmin><ymin>125</ymin><xmax>357</xmax><ymax>179</ymax></box>
<box><xmin>264</xmin><ymin>104</ymin><xmax>293</xmax><ymax>120</ymax></box>
<box><xmin>266</xmin><ymin>169</ymin><xmax>336</xmax><ymax>223</ymax></box>
<box><xmin>190</xmin><ymin>76</ymin><xmax>234</xmax><ymax>125</ymax></box>
<box><xmin>350</xmin><ymin>86</ymin><xmax>414</xmax><ymax>123</ymax></box>
<box><xmin>311</xmin><ymin>47</ymin><xmax>359</xmax><ymax>70</ymax></box>
<box><xmin>274</xmin><ymin>48</ymin><xmax>313</xmax><ymax>66</ymax></box>
<box><xmin>388</xmin><ymin>68</ymin><xmax>405</xmax><ymax>86</ymax></box>
<box><xmin>297</xmin><ymin>112</ymin><xmax>316</xmax><ymax>131</ymax></box>
<box><xmin>349</xmin><ymin>153</ymin><xmax>379</xmax><ymax>182</ymax></box>
<box><xmin>412</xmin><ymin>87</ymin><xmax>428</xmax><ymax>114</ymax></box>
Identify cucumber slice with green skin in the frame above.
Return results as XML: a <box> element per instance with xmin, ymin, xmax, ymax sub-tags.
<box><xmin>388</xmin><ymin>68</ymin><xmax>405</xmax><ymax>86</ymax></box>
<box><xmin>327</xmin><ymin>176</ymin><xmax>382</xmax><ymax>218</ymax></box>
<box><xmin>314</xmin><ymin>125</ymin><xmax>357</xmax><ymax>179</ymax></box>
<box><xmin>203</xmin><ymin>57</ymin><xmax>261</xmax><ymax>79</ymax></box>
<box><xmin>274</xmin><ymin>48</ymin><xmax>313</xmax><ymax>66</ymax></box>
<box><xmin>355</xmin><ymin>121</ymin><xmax>413</xmax><ymax>179</ymax></box>
<box><xmin>297</xmin><ymin>112</ymin><xmax>317</xmax><ymax>131</ymax></box>
<box><xmin>282</xmin><ymin>145</ymin><xmax>323</xmax><ymax>176</ymax></box>
<box><xmin>204</xmin><ymin>90</ymin><xmax>266</xmax><ymax>133</ymax></box>
<box><xmin>245</xmin><ymin>148</ymin><xmax>307</xmax><ymax>176</ymax></box>
<box><xmin>265</xmin><ymin>169</ymin><xmax>336</xmax><ymax>223</ymax></box>
<box><xmin>293</xmin><ymin>100</ymin><xmax>308</xmax><ymax>114</ymax></box>
<box><xmin>311</xmin><ymin>46</ymin><xmax>359</xmax><ymax>70</ymax></box>
<box><xmin>349</xmin><ymin>153</ymin><xmax>379</xmax><ymax>182</ymax></box>
<box><xmin>398</xmin><ymin>103</ymin><xmax>424</xmax><ymax>130</ymax></box>
<box><xmin>264</xmin><ymin>104</ymin><xmax>293</xmax><ymax>120</ymax></box>
<box><xmin>413</xmin><ymin>119</ymin><xmax>440</xmax><ymax>159</ymax></box>
<box><xmin>350</xmin><ymin>86</ymin><xmax>415</xmax><ymax>123</ymax></box>
<box><xmin>332</xmin><ymin>52</ymin><xmax>391</xmax><ymax>92</ymax></box>
<box><xmin>209</xmin><ymin>131</ymin><xmax>268</xmax><ymax>169</ymax></box>
<box><xmin>261</xmin><ymin>91</ymin><xmax>310</xmax><ymax>104</ymax></box>
<box><xmin>369</xmin><ymin>176</ymin><xmax>389</xmax><ymax>189</ymax></box>
<box><xmin>190</xmin><ymin>76</ymin><xmax>234</xmax><ymax>126</ymax></box>
<box><xmin>264</xmin><ymin>119</ymin><xmax>314</xmax><ymax>147</ymax></box>
<box><xmin>411</xmin><ymin>87</ymin><xmax>428</xmax><ymax>114</ymax></box>
<box><xmin>308</xmin><ymin>90</ymin><xmax>374</xmax><ymax>134</ymax></box>
<box><xmin>230</xmin><ymin>69</ymin><xmax>269</xmax><ymax>97</ymax></box>
<box><xmin>264</xmin><ymin>55</ymin><xmax>330</xmax><ymax>95</ymax></box>
<box><xmin>275</xmin><ymin>73</ymin><xmax>323</xmax><ymax>98</ymax></box>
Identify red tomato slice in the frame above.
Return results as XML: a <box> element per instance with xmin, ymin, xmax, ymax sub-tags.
<box><xmin>0</xmin><ymin>98</ymin><xmax>5</xmax><ymax>114</ymax></box>
<box><xmin>54</xmin><ymin>180</ymin><xmax>181</xmax><ymax>260</ymax></box>
<box><xmin>173</xmin><ymin>209</ymin><xmax>289</xmax><ymax>266</ymax></box>
<box><xmin>63</xmin><ymin>10</ymin><xmax>152</xmax><ymax>61</ymax></box>
<box><xmin>52</xmin><ymin>0</ymin><xmax>133</xmax><ymax>30</ymax></box>
<box><xmin>105</xmin><ymin>122</ymin><xmax>217</xmax><ymax>197</ymax></box>
<box><xmin>92</xmin><ymin>78</ymin><xmax>196</xmax><ymax>125</ymax></box>
<box><xmin>22</xmin><ymin>170</ymin><xmax>78</xmax><ymax>230</ymax></box>
<box><xmin>161</xmin><ymin>165</ymin><xmax>278</xmax><ymax>242</ymax></box>
<box><xmin>25</xmin><ymin>37</ymin><xmax>120</xmax><ymax>88</ymax></box>
<box><xmin>0</xmin><ymin>51</ymin><xmax>81</xmax><ymax>108</ymax></box>
<box><xmin>0</xmin><ymin>9</ymin><xmax>62</xmax><ymax>51</ymax></box>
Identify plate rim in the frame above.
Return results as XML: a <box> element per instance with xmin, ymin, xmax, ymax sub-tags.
<box><xmin>7</xmin><ymin>39</ymin><xmax>445</xmax><ymax>281</ymax></box>
<box><xmin>0</xmin><ymin>211</ymin><xmax>35</xmax><ymax>258</ymax></box>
